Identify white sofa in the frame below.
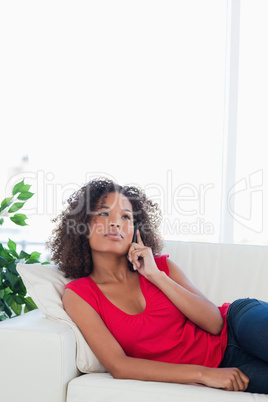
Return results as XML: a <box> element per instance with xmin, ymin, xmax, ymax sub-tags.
<box><xmin>1</xmin><ymin>240</ymin><xmax>268</xmax><ymax>402</ymax></box>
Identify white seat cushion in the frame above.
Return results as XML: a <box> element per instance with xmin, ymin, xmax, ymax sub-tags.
<box><xmin>67</xmin><ymin>373</ymin><xmax>268</xmax><ymax>402</ymax></box>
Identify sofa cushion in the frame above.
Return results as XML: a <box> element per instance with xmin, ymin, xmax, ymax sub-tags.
<box><xmin>162</xmin><ymin>240</ymin><xmax>268</xmax><ymax>305</ymax></box>
<box><xmin>17</xmin><ymin>262</ymin><xmax>105</xmax><ymax>374</ymax></box>
<box><xmin>67</xmin><ymin>372</ymin><xmax>268</xmax><ymax>402</ymax></box>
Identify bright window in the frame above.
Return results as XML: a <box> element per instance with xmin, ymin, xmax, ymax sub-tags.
<box><xmin>0</xmin><ymin>1</ymin><xmax>227</xmax><ymax>253</ymax></box>
<box><xmin>5</xmin><ymin>1</ymin><xmax>268</xmax><ymax>248</ymax></box>
<box><xmin>234</xmin><ymin>0</ymin><xmax>268</xmax><ymax>245</ymax></box>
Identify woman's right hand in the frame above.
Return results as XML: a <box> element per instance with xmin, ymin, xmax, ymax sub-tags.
<box><xmin>201</xmin><ymin>367</ymin><xmax>249</xmax><ymax>391</ymax></box>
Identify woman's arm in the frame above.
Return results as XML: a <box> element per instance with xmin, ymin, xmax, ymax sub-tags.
<box><xmin>152</xmin><ymin>258</ymin><xmax>224</xmax><ymax>335</ymax></box>
<box><xmin>128</xmin><ymin>232</ymin><xmax>223</xmax><ymax>335</ymax></box>
<box><xmin>62</xmin><ymin>289</ymin><xmax>248</xmax><ymax>391</ymax></box>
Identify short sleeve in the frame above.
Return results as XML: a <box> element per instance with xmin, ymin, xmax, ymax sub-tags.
<box><xmin>154</xmin><ymin>254</ymin><xmax>170</xmax><ymax>276</ymax></box>
<box><xmin>65</xmin><ymin>277</ymin><xmax>100</xmax><ymax>314</ymax></box>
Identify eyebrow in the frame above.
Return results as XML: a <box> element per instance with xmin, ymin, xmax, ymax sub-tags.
<box><xmin>123</xmin><ymin>209</ymin><xmax>133</xmax><ymax>214</ymax></box>
<box><xmin>97</xmin><ymin>205</ymin><xmax>133</xmax><ymax>214</ymax></box>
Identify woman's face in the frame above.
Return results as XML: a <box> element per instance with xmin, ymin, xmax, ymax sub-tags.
<box><xmin>89</xmin><ymin>192</ymin><xmax>135</xmax><ymax>256</ymax></box>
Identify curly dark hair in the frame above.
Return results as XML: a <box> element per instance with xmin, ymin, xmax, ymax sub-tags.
<box><xmin>47</xmin><ymin>178</ymin><xmax>163</xmax><ymax>278</ymax></box>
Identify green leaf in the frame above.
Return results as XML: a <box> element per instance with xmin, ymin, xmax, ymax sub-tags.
<box><xmin>4</xmin><ymin>287</ymin><xmax>13</xmax><ymax>296</ymax></box>
<box><xmin>29</xmin><ymin>251</ymin><xmax>41</xmax><ymax>260</ymax></box>
<box><xmin>19</xmin><ymin>250</ymin><xmax>30</xmax><ymax>260</ymax></box>
<box><xmin>1</xmin><ymin>197</ymin><xmax>13</xmax><ymax>208</ymax></box>
<box><xmin>24</xmin><ymin>296</ymin><xmax>37</xmax><ymax>311</ymax></box>
<box><xmin>0</xmin><ymin>197</ymin><xmax>13</xmax><ymax>212</ymax></box>
<box><xmin>17</xmin><ymin>191</ymin><xmax>34</xmax><ymax>201</ymax></box>
<box><xmin>10</xmin><ymin>213</ymin><xmax>28</xmax><ymax>226</ymax></box>
<box><xmin>4</xmin><ymin>293</ymin><xmax>13</xmax><ymax>306</ymax></box>
<box><xmin>13</xmin><ymin>295</ymin><xmax>25</xmax><ymax>304</ymax></box>
<box><xmin>6</xmin><ymin>261</ymin><xmax>18</xmax><ymax>274</ymax></box>
<box><xmin>13</xmin><ymin>279</ymin><xmax>26</xmax><ymax>297</ymax></box>
<box><xmin>6</xmin><ymin>239</ymin><xmax>19</xmax><ymax>259</ymax></box>
<box><xmin>0</xmin><ymin>247</ymin><xmax>12</xmax><ymax>261</ymax></box>
<box><xmin>7</xmin><ymin>239</ymin><xmax>16</xmax><ymax>252</ymax></box>
<box><xmin>25</xmin><ymin>259</ymin><xmax>40</xmax><ymax>264</ymax></box>
<box><xmin>0</xmin><ymin>255</ymin><xmax>7</xmax><ymax>268</ymax></box>
<box><xmin>10</xmin><ymin>299</ymin><xmax>22</xmax><ymax>316</ymax></box>
<box><xmin>21</xmin><ymin>184</ymin><xmax>31</xmax><ymax>192</ymax></box>
<box><xmin>12</xmin><ymin>180</ymin><xmax>27</xmax><ymax>196</ymax></box>
<box><xmin>4</xmin><ymin>271</ymin><xmax>18</xmax><ymax>288</ymax></box>
<box><xmin>6</xmin><ymin>249</ymin><xmax>18</xmax><ymax>259</ymax></box>
<box><xmin>0</xmin><ymin>180</ymin><xmax>50</xmax><ymax>319</ymax></box>
<box><xmin>8</xmin><ymin>202</ymin><xmax>25</xmax><ymax>213</ymax></box>
<box><xmin>3</xmin><ymin>302</ymin><xmax>12</xmax><ymax>317</ymax></box>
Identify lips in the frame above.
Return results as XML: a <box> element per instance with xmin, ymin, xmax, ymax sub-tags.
<box><xmin>105</xmin><ymin>231</ymin><xmax>123</xmax><ymax>240</ymax></box>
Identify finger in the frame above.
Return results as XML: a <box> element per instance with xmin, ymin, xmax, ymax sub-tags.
<box><xmin>130</xmin><ymin>248</ymin><xmax>144</xmax><ymax>269</ymax></box>
<box><xmin>230</xmin><ymin>369</ymin><xmax>248</xmax><ymax>392</ymax></box>
<box><xmin>224</xmin><ymin>376</ymin><xmax>238</xmax><ymax>392</ymax></box>
<box><xmin>127</xmin><ymin>242</ymin><xmax>140</xmax><ymax>261</ymax></box>
<box><xmin>136</xmin><ymin>229</ymin><xmax>144</xmax><ymax>246</ymax></box>
<box><xmin>131</xmin><ymin>246</ymin><xmax>149</xmax><ymax>269</ymax></box>
<box><xmin>127</xmin><ymin>243</ymin><xmax>143</xmax><ymax>270</ymax></box>
<box><xmin>232</xmin><ymin>374</ymin><xmax>242</xmax><ymax>392</ymax></box>
<box><xmin>237</xmin><ymin>369</ymin><xmax>250</xmax><ymax>391</ymax></box>
<box><xmin>229</xmin><ymin>369</ymin><xmax>247</xmax><ymax>392</ymax></box>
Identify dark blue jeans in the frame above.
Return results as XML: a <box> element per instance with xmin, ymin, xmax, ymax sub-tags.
<box><xmin>220</xmin><ymin>298</ymin><xmax>268</xmax><ymax>394</ymax></box>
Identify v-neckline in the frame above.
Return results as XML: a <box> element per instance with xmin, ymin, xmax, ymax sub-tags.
<box><xmin>88</xmin><ymin>273</ymin><xmax>147</xmax><ymax>316</ymax></box>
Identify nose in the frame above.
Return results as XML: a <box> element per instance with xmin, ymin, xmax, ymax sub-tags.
<box><xmin>110</xmin><ymin>222</ymin><xmax>120</xmax><ymax>228</ymax></box>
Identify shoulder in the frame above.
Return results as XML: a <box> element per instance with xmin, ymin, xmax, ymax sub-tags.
<box><xmin>65</xmin><ymin>276</ymin><xmax>92</xmax><ymax>291</ymax></box>
<box><xmin>154</xmin><ymin>254</ymin><xmax>170</xmax><ymax>275</ymax></box>
<box><xmin>64</xmin><ymin>276</ymin><xmax>100</xmax><ymax>313</ymax></box>
<box><xmin>154</xmin><ymin>255</ymin><xmax>184</xmax><ymax>278</ymax></box>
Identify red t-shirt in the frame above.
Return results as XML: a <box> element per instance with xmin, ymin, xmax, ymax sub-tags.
<box><xmin>66</xmin><ymin>255</ymin><xmax>230</xmax><ymax>368</ymax></box>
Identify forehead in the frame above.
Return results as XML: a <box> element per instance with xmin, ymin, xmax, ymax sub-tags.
<box><xmin>98</xmin><ymin>192</ymin><xmax>133</xmax><ymax>211</ymax></box>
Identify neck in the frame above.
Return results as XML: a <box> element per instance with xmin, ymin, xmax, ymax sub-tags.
<box><xmin>90</xmin><ymin>251</ymin><xmax>131</xmax><ymax>283</ymax></box>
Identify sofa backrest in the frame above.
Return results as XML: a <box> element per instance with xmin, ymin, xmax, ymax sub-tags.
<box><xmin>162</xmin><ymin>240</ymin><xmax>268</xmax><ymax>306</ymax></box>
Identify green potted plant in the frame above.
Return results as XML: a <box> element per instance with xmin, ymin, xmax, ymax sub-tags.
<box><xmin>0</xmin><ymin>179</ymin><xmax>48</xmax><ymax>321</ymax></box>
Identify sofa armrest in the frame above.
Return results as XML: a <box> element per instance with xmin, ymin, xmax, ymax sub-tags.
<box><xmin>0</xmin><ymin>309</ymin><xmax>80</xmax><ymax>402</ymax></box>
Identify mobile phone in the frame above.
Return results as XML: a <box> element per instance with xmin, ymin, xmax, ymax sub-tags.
<box><xmin>132</xmin><ymin>225</ymin><xmax>137</xmax><ymax>243</ymax></box>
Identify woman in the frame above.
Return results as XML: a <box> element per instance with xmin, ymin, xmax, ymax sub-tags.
<box><xmin>48</xmin><ymin>178</ymin><xmax>268</xmax><ymax>394</ymax></box>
